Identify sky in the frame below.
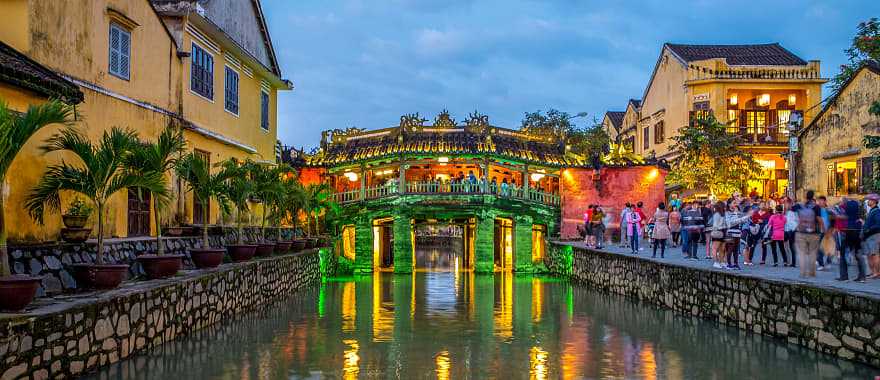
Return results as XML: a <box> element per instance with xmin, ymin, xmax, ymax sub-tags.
<box><xmin>261</xmin><ymin>0</ymin><xmax>880</xmax><ymax>150</ymax></box>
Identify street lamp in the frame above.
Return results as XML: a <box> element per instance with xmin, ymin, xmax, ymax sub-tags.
<box><xmin>786</xmin><ymin>111</ymin><xmax>803</xmax><ymax>198</ymax></box>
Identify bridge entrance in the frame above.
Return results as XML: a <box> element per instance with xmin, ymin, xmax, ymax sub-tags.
<box><xmin>413</xmin><ymin>219</ymin><xmax>474</xmax><ymax>271</ymax></box>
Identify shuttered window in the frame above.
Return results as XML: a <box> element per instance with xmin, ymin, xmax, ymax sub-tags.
<box><xmin>260</xmin><ymin>91</ymin><xmax>269</xmax><ymax>131</ymax></box>
<box><xmin>191</xmin><ymin>43</ymin><xmax>214</xmax><ymax>100</ymax></box>
<box><xmin>224</xmin><ymin>67</ymin><xmax>239</xmax><ymax>114</ymax></box>
<box><xmin>861</xmin><ymin>156</ymin><xmax>876</xmax><ymax>194</ymax></box>
<box><xmin>108</xmin><ymin>24</ymin><xmax>131</xmax><ymax>80</ymax></box>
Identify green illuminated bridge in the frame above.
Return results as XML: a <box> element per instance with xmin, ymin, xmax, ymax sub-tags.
<box><xmin>286</xmin><ymin>111</ymin><xmax>588</xmax><ymax>274</ymax></box>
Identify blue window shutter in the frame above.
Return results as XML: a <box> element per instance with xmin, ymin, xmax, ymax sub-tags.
<box><xmin>109</xmin><ymin>26</ymin><xmax>119</xmax><ymax>75</ymax></box>
<box><xmin>119</xmin><ymin>29</ymin><xmax>130</xmax><ymax>79</ymax></box>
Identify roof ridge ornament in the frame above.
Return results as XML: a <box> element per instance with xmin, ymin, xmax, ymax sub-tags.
<box><xmin>433</xmin><ymin>109</ymin><xmax>457</xmax><ymax>128</ymax></box>
<box><xmin>400</xmin><ymin>113</ymin><xmax>427</xmax><ymax>131</ymax></box>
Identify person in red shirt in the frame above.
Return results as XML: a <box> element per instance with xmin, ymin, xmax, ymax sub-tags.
<box><xmin>635</xmin><ymin>201</ymin><xmax>647</xmax><ymax>240</ymax></box>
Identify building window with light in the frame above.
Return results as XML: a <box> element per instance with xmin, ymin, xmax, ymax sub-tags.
<box><xmin>826</xmin><ymin>161</ymin><xmax>860</xmax><ymax>196</ymax></box>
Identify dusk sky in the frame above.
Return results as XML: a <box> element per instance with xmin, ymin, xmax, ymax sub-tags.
<box><xmin>262</xmin><ymin>1</ymin><xmax>880</xmax><ymax>150</ymax></box>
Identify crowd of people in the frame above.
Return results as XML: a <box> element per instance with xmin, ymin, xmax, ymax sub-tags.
<box><xmin>584</xmin><ymin>191</ymin><xmax>880</xmax><ymax>283</ymax></box>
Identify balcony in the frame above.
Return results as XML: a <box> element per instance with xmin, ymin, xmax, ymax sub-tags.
<box><xmin>690</xmin><ymin>110</ymin><xmax>792</xmax><ymax>146</ymax></box>
<box><xmin>332</xmin><ymin>181</ymin><xmax>561</xmax><ymax>207</ymax></box>
<box><xmin>686</xmin><ymin>62</ymin><xmax>824</xmax><ymax>83</ymax></box>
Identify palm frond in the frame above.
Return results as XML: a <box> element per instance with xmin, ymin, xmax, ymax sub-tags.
<box><xmin>0</xmin><ymin>99</ymin><xmax>76</xmax><ymax>177</ymax></box>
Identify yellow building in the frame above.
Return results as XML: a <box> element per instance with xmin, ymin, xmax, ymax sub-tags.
<box><xmin>797</xmin><ymin>61</ymin><xmax>880</xmax><ymax>201</ymax></box>
<box><xmin>636</xmin><ymin>43</ymin><xmax>826</xmax><ymax>197</ymax></box>
<box><xmin>0</xmin><ymin>0</ymin><xmax>291</xmax><ymax>242</ymax></box>
<box><xmin>612</xmin><ymin>99</ymin><xmax>641</xmax><ymax>151</ymax></box>
<box><xmin>602</xmin><ymin>111</ymin><xmax>625</xmax><ymax>142</ymax></box>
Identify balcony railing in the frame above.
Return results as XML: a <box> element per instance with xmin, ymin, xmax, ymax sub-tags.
<box><xmin>689</xmin><ymin>110</ymin><xmax>791</xmax><ymax>146</ymax></box>
<box><xmin>687</xmin><ymin>65</ymin><xmax>822</xmax><ymax>82</ymax></box>
<box><xmin>332</xmin><ymin>181</ymin><xmax>560</xmax><ymax>207</ymax></box>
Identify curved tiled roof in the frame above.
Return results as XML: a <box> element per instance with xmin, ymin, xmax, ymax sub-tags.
<box><xmin>665</xmin><ymin>43</ymin><xmax>807</xmax><ymax>66</ymax></box>
<box><xmin>605</xmin><ymin>111</ymin><xmax>625</xmax><ymax>128</ymax></box>
<box><xmin>0</xmin><ymin>41</ymin><xmax>83</xmax><ymax>104</ymax></box>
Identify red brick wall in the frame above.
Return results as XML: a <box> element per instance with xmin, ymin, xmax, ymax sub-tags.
<box><xmin>560</xmin><ymin>166</ymin><xmax>667</xmax><ymax>239</ymax></box>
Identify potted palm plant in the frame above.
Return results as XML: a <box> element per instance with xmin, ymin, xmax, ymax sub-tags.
<box><xmin>285</xmin><ymin>181</ymin><xmax>308</xmax><ymax>252</ymax></box>
<box><xmin>59</xmin><ymin>197</ymin><xmax>92</xmax><ymax>243</ymax></box>
<box><xmin>176</xmin><ymin>152</ymin><xmax>229</xmax><ymax>269</ymax></box>
<box><xmin>0</xmin><ymin>100</ymin><xmax>75</xmax><ymax>311</ymax></box>
<box><xmin>266</xmin><ymin>165</ymin><xmax>295</xmax><ymax>254</ymax></box>
<box><xmin>27</xmin><ymin>127</ymin><xmax>165</xmax><ymax>289</ymax></box>
<box><xmin>249</xmin><ymin>161</ymin><xmax>286</xmax><ymax>256</ymax></box>
<box><xmin>305</xmin><ymin>183</ymin><xmax>337</xmax><ymax>248</ymax></box>
<box><xmin>128</xmin><ymin>126</ymin><xmax>186</xmax><ymax>279</ymax></box>
<box><xmin>219</xmin><ymin>159</ymin><xmax>258</xmax><ymax>261</ymax></box>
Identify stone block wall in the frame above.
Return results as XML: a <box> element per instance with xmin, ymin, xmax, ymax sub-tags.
<box><xmin>547</xmin><ymin>243</ymin><xmax>880</xmax><ymax>368</ymax></box>
<box><xmin>7</xmin><ymin>227</ymin><xmax>297</xmax><ymax>295</ymax></box>
<box><xmin>0</xmin><ymin>251</ymin><xmax>320</xmax><ymax>380</ymax></box>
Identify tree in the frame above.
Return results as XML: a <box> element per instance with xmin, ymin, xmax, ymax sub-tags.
<box><xmin>832</xmin><ymin>18</ymin><xmax>880</xmax><ymax>94</ymax></box>
<box><xmin>127</xmin><ymin>126</ymin><xmax>185</xmax><ymax>255</ymax></box>
<box><xmin>667</xmin><ymin>115</ymin><xmax>762</xmax><ymax>196</ymax></box>
<box><xmin>250</xmin><ymin>162</ymin><xmax>289</xmax><ymax>241</ymax></box>
<box><xmin>863</xmin><ymin>103</ymin><xmax>880</xmax><ymax>191</ymax></box>
<box><xmin>26</xmin><ymin>127</ymin><xmax>166</xmax><ymax>264</ymax></box>
<box><xmin>175</xmin><ymin>152</ymin><xmax>230</xmax><ymax>249</ymax></box>
<box><xmin>219</xmin><ymin>159</ymin><xmax>255</xmax><ymax>244</ymax></box>
<box><xmin>0</xmin><ymin>100</ymin><xmax>76</xmax><ymax>276</ymax></box>
<box><xmin>520</xmin><ymin>109</ymin><xmax>609</xmax><ymax>162</ymax></box>
<box><xmin>303</xmin><ymin>183</ymin><xmax>338</xmax><ymax>236</ymax></box>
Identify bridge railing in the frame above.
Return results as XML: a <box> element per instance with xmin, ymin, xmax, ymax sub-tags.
<box><xmin>333</xmin><ymin>181</ymin><xmax>560</xmax><ymax>207</ymax></box>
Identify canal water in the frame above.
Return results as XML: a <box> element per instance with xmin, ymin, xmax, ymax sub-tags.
<box><xmin>87</xmin><ymin>272</ymin><xmax>876</xmax><ymax>379</ymax></box>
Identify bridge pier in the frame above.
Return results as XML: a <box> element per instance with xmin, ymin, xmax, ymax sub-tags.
<box><xmin>392</xmin><ymin>214</ymin><xmax>413</xmax><ymax>274</ymax></box>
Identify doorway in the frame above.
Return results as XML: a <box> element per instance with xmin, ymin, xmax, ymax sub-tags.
<box><xmin>494</xmin><ymin>218</ymin><xmax>513</xmax><ymax>271</ymax></box>
<box><xmin>413</xmin><ymin>219</ymin><xmax>472</xmax><ymax>271</ymax></box>
<box><xmin>373</xmin><ymin>218</ymin><xmax>394</xmax><ymax>270</ymax></box>
<box><xmin>127</xmin><ymin>188</ymin><xmax>151</xmax><ymax>237</ymax></box>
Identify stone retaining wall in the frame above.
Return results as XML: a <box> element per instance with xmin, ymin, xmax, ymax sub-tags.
<box><xmin>0</xmin><ymin>251</ymin><xmax>321</xmax><ymax>380</ymax></box>
<box><xmin>7</xmin><ymin>227</ymin><xmax>297</xmax><ymax>295</ymax></box>
<box><xmin>547</xmin><ymin>243</ymin><xmax>880</xmax><ymax>368</ymax></box>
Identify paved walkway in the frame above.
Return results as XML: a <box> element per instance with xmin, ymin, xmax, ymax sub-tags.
<box><xmin>558</xmin><ymin>240</ymin><xmax>880</xmax><ymax>300</ymax></box>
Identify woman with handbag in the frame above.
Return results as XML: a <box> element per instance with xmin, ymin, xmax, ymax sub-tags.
<box><xmin>651</xmin><ymin>203</ymin><xmax>671</xmax><ymax>258</ymax></box>
<box><xmin>708</xmin><ymin>202</ymin><xmax>728</xmax><ymax>268</ymax></box>
<box><xmin>763</xmin><ymin>205</ymin><xmax>788</xmax><ymax>266</ymax></box>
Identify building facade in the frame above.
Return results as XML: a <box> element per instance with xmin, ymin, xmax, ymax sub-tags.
<box><xmin>601</xmin><ymin>111</ymin><xmax>624</xmax><ymax>141</ymax></box>
<box><xmin>611</xmin><ymin>99</ymin><xmax>641</xmax><ymax>151</ymax></box>
<box><xmin>797</xmin><ymin>61</ymin><xmax>880</xmax><ymax>201</ymax></box>
<box><xmin>635</xmin><ymin>43</ymin><xmax>825</xmax><ymax>197</ymax></box>
<box><xmin>0</xmin><ymin>0</ymin><xmax>290</xmax><ymax>242</ymax></box>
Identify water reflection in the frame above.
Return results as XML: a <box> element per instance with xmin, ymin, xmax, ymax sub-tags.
<box><xmin>86</xmin><ymin>272</ymin><xmax>878</xmax><ymax>380</ymax></box>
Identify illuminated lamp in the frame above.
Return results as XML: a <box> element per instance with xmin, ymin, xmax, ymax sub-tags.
<box><xmin>530</xmin><ymin>173</ymin><xmax>545</xmax><ymax>182</ymax></box>
<box><xmin>646</xmin><ymin>168</ymin><xmax>659</xmax><ymax>180</ymax></box>
<box><xmin>758</xmin><ymin>94</ymin><xmax>770</xmax><ymax>107</ymax></box>
<box><xmin>788</xmin><ymin>94</ymin><xmax>796</xmax><ymax>106</ymax></box>
<box><xmin>344</xmin><ymin>171</ymin><xmax>359</xmax><ymax>182</ymax></box>
<box><xmin>729</xmin><ymin>94</ymin><xmax>738</xmax><ymax>106</ymax></box>
<box><xmin>438</xmin><ymin>156</ymin><xmax>449</xmax><ymax>163</ymax></box>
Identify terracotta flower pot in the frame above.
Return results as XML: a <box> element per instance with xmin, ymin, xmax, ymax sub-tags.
<box><xmin>226</xmin><ymin>244</ymin><xmax>257</xmax><ymax>262</ymax></box>
<box><xmin>0</xmin><ymin>275</ymin><xmax>41</xmax><ymax>312</ymax></box>
<box><xmin>70</xmin><ymin>264</ymin><xmax>129</xmax><ymax>289</ymax></box>
<box><xmin>137</xmin><ymin>254</ymin><xmax>184</xmax><ymax>279</ymax></box>
<box><xmin>60</xmin><ymin>227</ymin><xmax>91</xmax><ymax>243</ymax></box>
<box><xmin>190</xmin><ymin>248</ymin><xmax>225</xmax><ymax>269</ymax></box>
<box><xmin>62</xmin><ymin>214</ymin><xmax>89</xmax><ymax>229</ymax></box>
<box><xmin>274</xmin><ymin>241</ymin><xmax>291</xmax><ymax>254</ymax></box>
<box><xmin>292</xmin><ymin>240</ymin><xmax>307</xmax><ymax>252</ymax></box>
<box><xmin>255</xmin><ymin>243</ymin><xmax>275</xmax><ymax>257</ymax></box>
<box><xmin>163</xmin><ymin>227</ymin><xmax>185</xmax><ymax>237</ymax></box>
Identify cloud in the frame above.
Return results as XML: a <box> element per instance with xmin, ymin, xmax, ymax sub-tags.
<box><xmin>414</xmin><ymin>28</ymin><xmax>465</xmax><ymax>57</ymax></box>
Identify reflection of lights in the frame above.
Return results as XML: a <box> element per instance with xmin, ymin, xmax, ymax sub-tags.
<box><xmin>640</xmin><ymin>343</ymin><xmax>657</xmax><ymax>380</ymax></box>
<box><xmin>341</xmin><ymin>282</ymin><xmax>356</xmax><ymax>332</ymax></box>
<box><xmin>435</xmin><ymin>350</ymin><xmax>451</xmax><ymax>380</ymax></box>
<box><xmin>532</xmin><ymin>278</ymin><xmax>542</xmax><ymax>322</ymax></box>
<box><xmin>342</xmin><ymin>339</ymin><xmax>360</xmax><ymax>380</ymax></box>
<box><xmin>530</xmin><ymin>346</ymin><xmax>549</xmax><ymax>380</ymax></box>
<box><xmin>344</xmin><ymin>171</ymin><xmax>359</xmax><ymax>182</ymax></box>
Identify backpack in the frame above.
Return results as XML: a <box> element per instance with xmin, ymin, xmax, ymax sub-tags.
<box><xmin>796</xmin><ymin>203</ymin><xmax>818</xmax><ymax>233</ymax></box>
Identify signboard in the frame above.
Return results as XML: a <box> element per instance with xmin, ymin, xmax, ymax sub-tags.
<box><xmin>789</xmin><ymin>136</ymin><xmax>799</xmax><ymax>152</ymax></box>
<box><xmin>693</xmin><ymin>93</ymin><xmax>710</xmax><ymax>102</ymax></box>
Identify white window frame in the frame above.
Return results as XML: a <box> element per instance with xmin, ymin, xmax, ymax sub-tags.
<box><xmin>108</xmin><ymin>23</ymin><xmax>131</xmax><ymax>80</ymax></box>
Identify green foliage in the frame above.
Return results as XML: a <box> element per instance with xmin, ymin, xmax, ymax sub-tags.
<box><xmin>26</xmin><ymin>127</ymin><xmax>166</xmax><ymax>263</ymax></box>
<box><xmin>667</xmin><ymin>115</ymin><xmax>761</xmax><ymax>196</ymax></box>
<box><xmin>304</xmin><ymin>182</ymin><xmax>339</xmax><ymax>236</ymax></box>
<box><xmin>0</xmin><ymin>99</ymin><xmax>76</xmax><ymax>276</ymax></box>
<box><xmin>520</xmin><ymin>109</ymin><xmax>609</xmax><ymax>162</ymax></box>
<box><xmin>175</xmin><ymin>152</ymin><xmax>231</xmax><ymax>248</ymax></box>
<box><xmin>832</xmin><ymin>18</ymin><xmax>880</xmax><ymax>94</ymax></box>
<box><xmin>64</xmin><ymin>197</ymin><xmax>92</xmax><ymax>217</ymax></box>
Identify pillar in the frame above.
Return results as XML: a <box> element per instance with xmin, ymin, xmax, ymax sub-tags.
<box><xmin>392</xmin><ymin>214</ymin><xmax>413</xmax><ymax>273</ymax></box>
<box><xmin>514</xmin><ymin>216</ymin><xmax>534</xmax><ymax>272</ymax></box>
<box><xmin>399</xmin><ymin>163</ymin><xmax>407</xmax><ymax>194</ymax></box>
<box><xmin>474</xmin><ymin>216</ymin><xmax>495</xmax><ymax>273</ymax></box>
<box><xmin>353</xmin><ymin>216</ymin><xmax>373</xmax><ymax>274</ymax></box>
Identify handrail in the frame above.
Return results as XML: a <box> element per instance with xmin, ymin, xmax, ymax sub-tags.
<box><xmin>332</xmin><ymin>181</ymin><xmax>560</xmax><ymax>207</ymax></box>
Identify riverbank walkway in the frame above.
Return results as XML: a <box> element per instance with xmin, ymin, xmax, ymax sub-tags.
<box><xmin>556</xmin><ymin>240</ymin><xmax>880</xmax><ymax>299</ymax></box>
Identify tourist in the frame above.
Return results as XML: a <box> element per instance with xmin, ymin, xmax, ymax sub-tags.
<box><xmin>749</xmin><ymin>187</ymin><xmax>759</xmax><ymax>199</ymax></box>
<box><xmin>591</xmin><ymin>206</ymin><xmax>606</xmax><ymax>249</ymax></box>
<box><xmin>707</xmin><ymin>202</ymin><xmax>728</xmax><ymax>267</ymax></box>
<box><xmin>701</xmin><ymin>200</ymin><xmax>713</xmax><ymax>259</ymax></box>
<box><xmin>794</xmin><ymin>191</ymin><xmax>824</xmax><ymax>278</ymax></box>
<box><xmin>863</xmin><ymin>194</ymin><xmax>880</xmax><ymax>279</ymax></box>
<box><xmin>584</xmin><ymin>205</ymin><xmax>594</xmax><ymax>247</ymax></box>
<box><xmin>625</xmin><ymin>204</ymin><xmax>643</xmax><ymax>254</ymax></box>
<box><xmin>467</xmin><ymin>170</ymin><xmax>477</xmax><ymax>192</ymax></box>
<box><xmin>837</xmin><ymin>198</ymin><xmax>866</xmax><ymax>282</ymax></box>
<box><xmin>680</xmin><ymin>201</ymin><xmax>704</xmax><ymax>259</ymax></box>
<box><xmin>650</xmin><ymin>202</ymin><xmax>671</xmax><ymax>258</ymax></box>
<box><xmin>670</xmin><ymin>193</ymin><xmax>682</xmax><ymax>210</ymax></box>
<box><xmin>784</xmin><ymin>199</ymin><xmax>799</xmax><ymax>267</ymax></box>
<box><xmin>490</xmin><ymin>177</ymin><xmax>498</xmax><ymax>194</ymax></box>
<box><xmin>745</xmin><ymin>204</ymin><xmax>770</xmax><ymax>266</ymax></box>
<box><xmin>620</xmin><ymin>203</ymin><xmax>632</xmax><ymax>248</ymax></box>
<box><xmin>764</xmin><ymin>205</ymin><xmax>788</xmax><ymax>266</ymax></box>
<box><xmin>724</xmin><ymin>202</ymin><xmax>752</xmax><ymax>270</ymax></box>
<box><xmin>635</xmin><ymin>201</ymin><xmax>647</xmax><ymax>244</ymax></box>
<box><xmin>501</xmin><ymin>178</ymin><xmax>510</xmax><ymax>196</ymax></box>
<box><xmin>669</xmin><ymin>206</ymin><xmax>681</xmax><ymax>247</ymax></box>
<box><xmin>815</xmin><ymin>195</ymin><xmax>832</xmax><ymax>270</ymax></box>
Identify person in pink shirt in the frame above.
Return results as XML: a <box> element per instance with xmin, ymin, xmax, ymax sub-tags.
<box><xmin>763</xmin><ymin>205</ymin><xmax>788</xmax><ymax>266</ymax></box>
